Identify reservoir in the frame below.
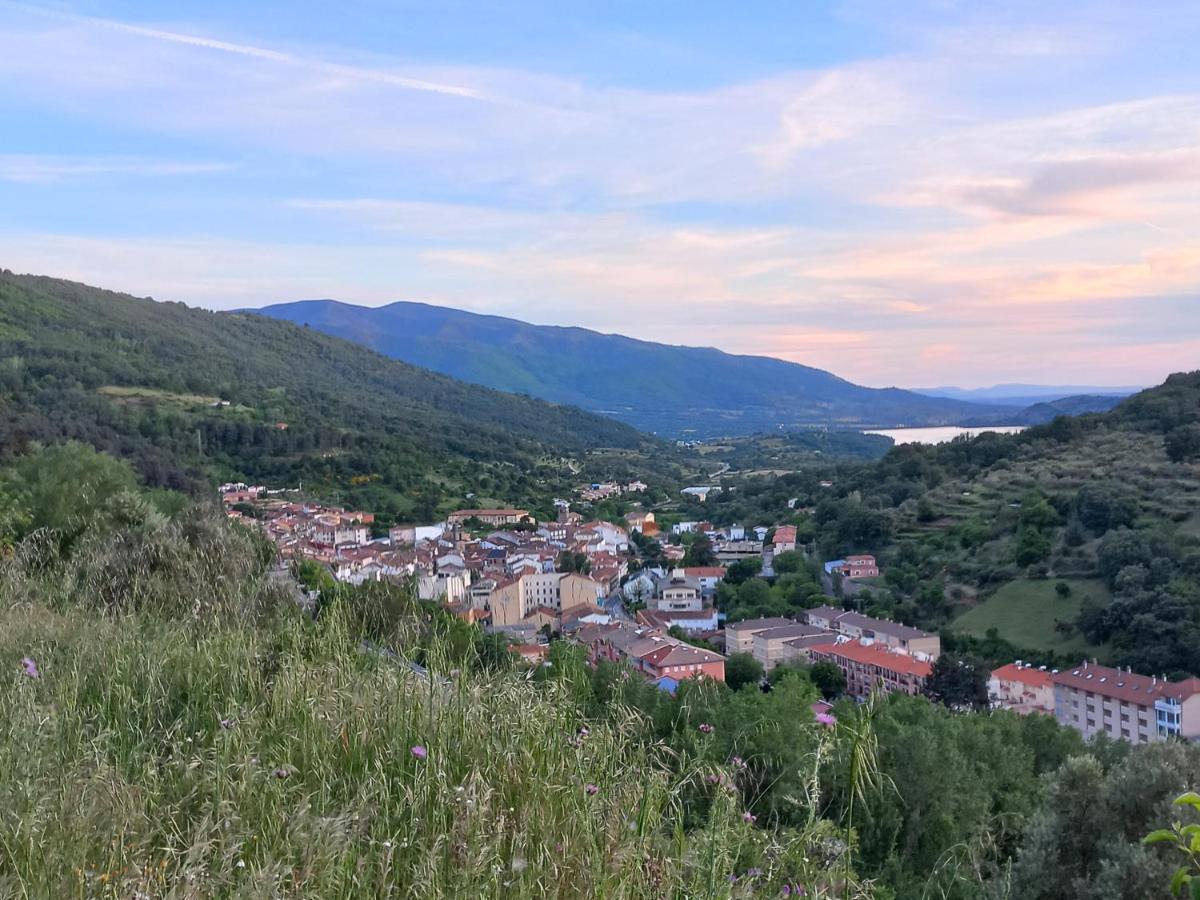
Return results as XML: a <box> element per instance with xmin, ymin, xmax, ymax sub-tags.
<box><xmin>865</xmin><ymin>425</ymin><xmax>1026</xmax><ymax>445</ymax></box>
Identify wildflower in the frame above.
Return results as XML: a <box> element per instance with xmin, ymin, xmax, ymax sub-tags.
<box><xmin>235</xmin><ymin>860</ymin><xmax>245</xmax><ymax>869</ymax></box>
<box><xmin>410</xmin><ymin>745</ymin><xmax>428</xmax><ymax>760</ymax></box>
<box><xmin>742</xmin><ymin>811</ymin><xmax>757</xmax><ymax>824</ymax></box>
<box><xmin>382</xmin><ymin>840</ymin><xmax>393</xmax><ymax>849</ymax></box>
<box><xmin>706</xmin><ymin>774</ymin><xmax>720</xmax><ymax>785</ymax></box>
<box><xmin>21</xmin><ymin>657</ymin><xmax>38</xmax><ymax>678</ymax></box>
<box><xmin>815</xmin><ymin>712</ymin><xmax>836</xmax><ymax>727</ymax></box>
<box><xmin>731</xmin><ymin>755</ymin><xmax>745</xmax><ymax>768</ymax></box>
<box><xmin>577</xmin><ymin>725</ymin><xmax>590</xmax><ymax>738</ymax></box>
<box><xmin>219</xmin><ymin>717</ymin><xmax>235</xmax><ymax>730</ymax></box>
<box><xmin>272</xmin><ymin>766</ymin><xmax>292</xmax><ymax>779</ymax></box>
<box><xmin>698</xmin><ymin>723</ymin><xmax>714</xmax><ymax>734</ymax></box>
<box><xmin>728</xmin><ymin>873</ymin><xmax>738</xmax><ymax>884</ymax></box>
<box><xmin>745</xmin><ymin>867</ymin><xmax>763</xmax><ymax>878</ymax></box>
<box><xmin>585</xmin><ymin>783</ymin><xmax>599</xmax><ymax>796</ymax></box>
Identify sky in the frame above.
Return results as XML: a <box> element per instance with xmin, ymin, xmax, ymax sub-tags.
<box><xmin>1</xmin><ymin>1</ymin><xmax>1199</xmax><ymax>388</ymax></box>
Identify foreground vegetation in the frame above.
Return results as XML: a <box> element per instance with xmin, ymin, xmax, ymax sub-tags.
<box><xmin>4</xmin><ymin>441</ymin><xmax>1200</xmax><ymax>897</ymax></box>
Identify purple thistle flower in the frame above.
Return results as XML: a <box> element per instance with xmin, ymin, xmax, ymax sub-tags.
<box><xmin>585</xmin><ymin>783</ymin><xmax>599</xmax><ymax>796</ymax></box>
<box><xmin>219</xmin><ymin>717</ymin><xmax>235</xmax><ymax>730</ymax></box>
<box><xmin>742</xmin><ymin>811</ymin><xmax>756</xmax><ymax>824</ymax></box>
<box><xmin>21</xmin><ymin>657</ymin><xmax>39</xmax><ymax>679</ymax></box>
<box><xmin>731</xmin><ymin>755</ymin><xmax>744</xmax><ymax>767</ymax></box>
<box><xmin>697</xmin><ymin>723</ymin><xmax>714</xmax><ymax>734</ymax></box>
<box><xmin>815</xmin><ymin>712</ymin><xmax>837</xmax><ymax>727</ymax></box>
<box><xmin>410</xmin><ymin>745</ymin><xmax>428</xmax><ymax>760</ymax></box>
<box><xmin>272</xmin><ymin>766</ymin><xmax>293</xmax><ymax>779</ymax></box>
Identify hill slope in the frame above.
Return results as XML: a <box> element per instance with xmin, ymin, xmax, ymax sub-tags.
<box><xmin>256</xmin><ymin>299</ymin><xmax>1008</xmax><ymax>437</ymax></box>
<box><xmin>0</xmin><ymin>271</ymin><xmax>675</xmax><ymax>523</ymax></box>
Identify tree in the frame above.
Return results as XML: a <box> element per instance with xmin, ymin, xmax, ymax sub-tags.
<box><xmin>808</xmin><ymin>660</ymin><xmax>846</xmax><ymax>699</ymax></box>
<box><xmin>771</xmin><ymin>550</ymin><xmax>805</xmax><ymax>574</ymax></box>
<box><xmin>1015</xmin><ymin>526</ymin><xmax>1051</xmax><ymax>567</ymax></box>
<box><xmin>724</xmin><ymin>652</ymin><xmax>765</xmax><ymax>691</ymax></box>
<box><xmin>556</xmin><ymin>550</ymin><xmax>591</xmax><ymax>574</ymax></box>
<box><xmin>723</xmin><ymin>556</ymin><xmax>762</xmax><ymax>585</ymax></box>
<box><xmin>683</xmin><ymin>534</ymin><xmax>717</xmax><ymax>567</ymax></box>
<box><xmin>1165</xmin><ymin>424</ymin><xmax>1200</xmax><ymax>463</ymax></box>
<box><xmin>923</xmin><ymin>653</ymin><xmax>989</xmax><ymax>710</ymax></box>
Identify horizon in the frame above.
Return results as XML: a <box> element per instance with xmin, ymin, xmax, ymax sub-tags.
<box><xmin>1</xmin><ymin>1</ymin><xmax>1198</xmax><ymax>387</ymax></box>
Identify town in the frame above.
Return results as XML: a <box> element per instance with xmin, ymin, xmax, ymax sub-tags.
<box><xmin>221</xmin><ymin>480</ymin><xmax>1192</xmax><ymax>744</ymax></box>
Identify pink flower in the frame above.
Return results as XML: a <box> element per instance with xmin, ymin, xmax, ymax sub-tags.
<box><xmin>815</xmin><ymin>712</ymin><xmax>836</xmax><ymax>727</ymax></box>
<box><xmin>411</xmin><ymin>745</ymin><xmax>428</xmax><ymax>760</ymax></box>
<box><xmin>698</xmin><ymin>723</ymin><xmax>714</xmax><ymax>734</ymax></box>
<box><xmin>273</xmin><ymin>766</ymin><xmax>293</xmax><ymax>779</ymax></box>
<box><xmin>21</xmin><ymin>657</ymin><xmax>38</xmax><ymax>679</ymax></box>
<box><xmin>585</xmin><ymin>783</ymin><xmax>599</xmax><ymax>796</ymax></box>
<box><xmin>742</xmin><ymin>811</ymin><xmax>756</xmax><ymax>824</ymax></box>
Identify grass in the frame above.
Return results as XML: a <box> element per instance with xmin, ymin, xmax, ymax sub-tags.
<box><xmin>0</xmin><ymin>554</ymin><xmax>866</xmax><ymax>898</ymax></box>
<box><xmin>951</xmin><ymin>578</ymin><xmax>1112</xmax><ymax>658</ymax></box>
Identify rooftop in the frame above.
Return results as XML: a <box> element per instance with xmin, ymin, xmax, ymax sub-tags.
<box><xmin>1050</xmin><ymin>661</ymin><xmax>1200</xmax><ymax>705</ymax></box>
<box><xmin>809</xmin><ymin>640</ymin><xmax>933</xmax><ymax>678</ymax></box>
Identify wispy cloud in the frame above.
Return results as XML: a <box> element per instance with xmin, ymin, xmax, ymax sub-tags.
<box><xmin>1</xmin><ymin>1</ymin><xmax>491</xmax><ymax>101</ymax></box>
<box><xmin>0</xmin><ymin>154</ymin><xmax>232</xmax><ymax>182</ymax></box>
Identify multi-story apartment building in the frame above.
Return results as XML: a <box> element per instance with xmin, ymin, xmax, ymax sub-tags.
<box><xmin>724</xmin><ymin>617</ymin><xmax>797</xmax><ymax>655</ymax></box>
<box><xmin>808</xmin><ymin>639</ymin><xmax>933</xmax><ymax>697</ymax></box>
<box><xmin>989</xmin><ymin>662</ymin><xmax>1054</xmax><ymax>715</ymax></box>
<box><xmin>447</xmin><ymin>508</ymin><xmax>532</xmax><ymax>527</ymax></box>
<box><xmin>804</xmin><ymin>606</ymin><xmax>940</xmax><ymax>659</ymax></box>
<box><xmin>1051</xmin><ymin>662</ymin><xmax>1200</xmax><ymax>743</ymax></box>
<box><xmin>751</xmin><ymin>623</ymin><xmax>837</xmax><ymax>672</ymax></box>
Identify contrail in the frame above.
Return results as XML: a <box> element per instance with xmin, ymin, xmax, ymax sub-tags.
<box><xmin>1</xmin><ymin>1</ymin><xmax>492</xmax><ymax>101</ymax></box>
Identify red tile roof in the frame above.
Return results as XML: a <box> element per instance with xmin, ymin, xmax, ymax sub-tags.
<box><xmin>1050</xmin><ymin>663</ymin><xmax>1200</xmax><ymax>706</ymax></box>
<box><xmin>809</xmin><ymin>640</ymin><xmax>932</xmax><ymax>678</ymax></box>
<box><xmin>991</xmin><ymin>663</ymin><xmax>1052</xmax><ymax>690</ymax></box>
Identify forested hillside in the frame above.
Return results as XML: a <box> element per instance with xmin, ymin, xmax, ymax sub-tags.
<box><xmin>257</xmin><ymin>299</ymin><xmax>1010</xmax><ymax>437</ymax></box>
<box><xmin>0</xmin><ymin>272</ymin><xmax>683</xmax><ymax>524</ymax></box>
<box><xmin>699</xmin><ymin>373</ymin><xmax>1200</xmax><ymax>677</ymax></box>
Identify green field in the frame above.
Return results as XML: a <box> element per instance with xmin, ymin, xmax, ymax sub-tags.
<box><xmin>952</xmin><ymin>577</ymin><xmax>1112</xmax><ymax>657</ymax></box>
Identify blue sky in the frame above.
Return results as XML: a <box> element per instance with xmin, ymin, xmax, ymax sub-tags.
<box><xmin>2</xmin><ymin>0</ymin><xmax>1199</xmax><ymax>387</ymax></box>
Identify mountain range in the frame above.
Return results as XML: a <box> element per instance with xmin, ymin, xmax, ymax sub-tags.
<box><xmin>256</xmin><ymin>299</ymin><xmax>1050</xmax><ymax>437</ymax></box>
<box><xmin>916</xmin><ymin>383</ymin><xmax>1140</xmax><ymax>407</ymax></box>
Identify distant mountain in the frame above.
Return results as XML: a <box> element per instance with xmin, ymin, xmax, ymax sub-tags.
<box><xmin>256</xmin><ymin>299</ymin><xmax>1008</xmax><ymax>438</ymax></box>
<box><xmin>966</xmin><ymin>394</ymin><xmax>1128</xmax><ymax>427</ymax></box>
<box><xmin>916</xmin><ymin>383</ymin><xmax>1140</xmax><ymax>407</ymax></box>
<box><xmin>0</xmin><ymin>272</ymin><xmax>668</xmax><ymax>523</ymax></box>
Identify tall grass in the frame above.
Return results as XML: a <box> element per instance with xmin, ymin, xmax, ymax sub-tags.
<box><xmin>0</xmin><ymin>522</ymin><xmax>869</xmax><ymax>898</ymax></box>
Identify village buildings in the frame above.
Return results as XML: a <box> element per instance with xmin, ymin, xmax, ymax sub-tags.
<box><xmin>575</xmin><ymin>621</ymin><xmax>726</xmax><ymax>685</ymax></box>
<box><xmin>1050</xmin><ymin>661</ymin><xmax>1200</xmax><ymax>743</ymax></box>
<box><xmin>989</xmin><ymin>662</ymin><xmax>1055</xmax><ymax>716</ymax></box>
<box><xmin>808</xmin><ymin>639</ymin><xmax>933</xmax><ymax>698</ymax></box>
<box><xmin>804</xmin><ymin>606</ymin><xmax>940</xmax><ymax>658</ymax></box>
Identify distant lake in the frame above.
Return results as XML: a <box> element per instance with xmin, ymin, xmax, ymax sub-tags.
<box><xmin>865</xmin><ymin>425</ymin><xmax>1027</xmax><ymax>445</ymax></box>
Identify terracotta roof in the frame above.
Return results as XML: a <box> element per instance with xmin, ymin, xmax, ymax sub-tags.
<box><xmin>809</xmin><ymin>640</ymin><xmax>933</xmax><ymax>678</ymax></box>
<box><xmin>991</xmin><ymin>663</ymin><xmax>1052</xmax><ymax>690</ymax></box>
<box><xmin>1050</xmin><ymin>663</ymin><xmax>1200</xmax><ymax>706</ymax></box>
<box><xmin>684</xmin><ymin>566</ymin><xmax>726</xmax><ymax>578</ymax></box>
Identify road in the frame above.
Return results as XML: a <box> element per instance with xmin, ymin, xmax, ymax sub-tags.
<box><xmin>605</xmin><ymin>589</ymin><xmax>635</xmax><ymax>622</ymax></box>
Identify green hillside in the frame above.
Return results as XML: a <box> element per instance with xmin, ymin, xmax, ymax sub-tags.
<box><xmin>0</xmin><ymin>271</ymin><xmax>684</xmax><ymax>523</ymax></box>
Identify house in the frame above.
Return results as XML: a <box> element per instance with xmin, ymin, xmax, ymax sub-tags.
<box><xmin>487</xmin><ymin>572</ymin><xmax>605</xmax><ymax>629</ymax></box>
<box><xmin>683</xmin><ymin>566</ymin><xmax>725</xmax><ymax>597</ymax></box>
<box><xmin>772</xmin><ymin>525</ymin><xmax>798</xmax><ymax>552</ymax></box>
<box><xmin>751</xmin><ymin>623</ymin><xmax>837</xmax><ymax>672</ymax></box>
<box><xmin>724</xmin><ymin>617</ymin><xmax>798</xmax><ymax>655</ymax></box>
<box><xmin>389</xmin><ymin>524</ymin><xmax>445</xmax><ymax>546</ymax></box>
<box><xmin>681</xmin><ymin>486</ymin><xmax>721</xmax><ymax>502</ymax></box>
<box><xmin>809</xmin><ymin>639</ymin><xmax>933</xmax><ymax>698</ymax></box>
<box><xmin>447</xmin><ymin>508</ymin><xmax>533</xmax><ymax>527</ymax></box>
<box><xmin>990</xmin><ymin>662</ymin><xmax>1055</xmax><ymax>715</ymax></box>
<box><xmin>804</xmin><ymin>606</ymin><xmax>940</xmax><ymax>659</ymax></box>
<box><xmin>823</xmin><ymin>555</ymin><xmax>879</xmax><ymax>580</ymax></box>
<box><xmin>715</xmin><ymin>540</ymin><xmax>763</xmax><ymax>564</ymax></box>
<box><xmin>1050</xmin><ymin>661</ymin><xmax>1200</xmax><ymax>743</ymax></box>
<box><xmin>636</xmin><ymin>607</ymin><xmax>720</xmax><ymax>634</ymax></box>
<box><xmin>672</xmin><ymin>521</ymin><xmax>699</xmax><ymax>535</ymax></box>
<box><xmin>576</xmin><ymin>622</ymin><xmax>725</xmax><ymax>683</ymax></box>
<box><xmin>656</xmin><ymin>576</ymin><xmax>703</xmax><ymax>612</ymax></box>
<box><xmin>625</xmin><ymin>510</ymin><xmax>658</xmax><ymax>535</ymax></box>
<box><xmin>622</xmin><ymin>570</ymin><xmax>658</xmax><ymax>604</ymax></box>
<box><xmin>511</xmin><ymin>644</ymin><xmax>549</xmax><ymax>665</ymax></box>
